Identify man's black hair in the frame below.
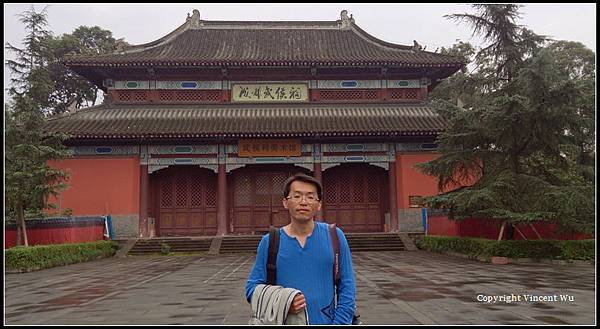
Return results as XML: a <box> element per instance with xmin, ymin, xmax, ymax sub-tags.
<box><xmin>282</xmin><ymin>173</ymin><xmax>323</xmax><ymax>201</ymax></box>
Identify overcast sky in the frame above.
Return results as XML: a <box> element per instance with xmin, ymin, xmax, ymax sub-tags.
<box><xmin>3</xmin><ymin>3</ymin><xmax>596</xmax><ymax>100</ymax></box>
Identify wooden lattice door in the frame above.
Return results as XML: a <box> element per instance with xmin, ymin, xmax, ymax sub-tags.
<box><xmin>230</xmin><ymin>165</ymin><xmax>308</xmax><ymax>234</ymax></box>
<box><xmin>153</xmin><ymin>166</ymin><xmax>217</xmax><ymax>236</ymax></box>
<box><xmin>322</xmin><ymin>163</ymin><xmax>386</xmax><ymax>232</ymax></box>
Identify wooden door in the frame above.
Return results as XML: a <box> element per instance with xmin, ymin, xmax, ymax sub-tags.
<box><xmin>152</xmin><ymin>166</ymin><xmax>217</xmax><ymax>236</ymax></box>
<box><xmin>230</xmin><ymin>165</ymin><xmax>308</xmax><ymax>234</ymax></box>
<box><xmin>322</xmin><ymin>163</ymin><xmax>386</xmax><ymax>232</ymax></box>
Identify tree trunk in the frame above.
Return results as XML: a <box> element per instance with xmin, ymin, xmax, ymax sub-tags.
<box><xmin>16</xmin><ymin>203</ymin><xmax>29</xmax><ymax>247</ymax></box>
<box><xmin>497</xmin><ymin>220</ymin><xmax>507</xmax><ymax>241</ymax></box>
<box><xmin>16</xmin><ymin>219</ymin><xmax>22</xmax><ymax>247</ymax></box>
<box><xmin>529</xmin><ymin>223</ymin><xmax>542</xmax><ymax>239</ymax></box>
<box><xmin>514</xmin><ymin>226</ymin><xmax>527</xmax><ymax>240</ymax></box>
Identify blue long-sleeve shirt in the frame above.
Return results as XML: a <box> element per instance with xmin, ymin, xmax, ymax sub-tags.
<box><xmin>246</xmin><ymin>221</ymin><xmax>356</xmax><ymax>325</ymax></box>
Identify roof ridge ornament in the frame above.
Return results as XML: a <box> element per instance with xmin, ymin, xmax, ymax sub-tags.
<box><xmin>413</xmin><ymin>40</ymin><xmax>423</xmax><ymax>51</ymax></box>
<box><xmin>187</xmin><ymin>9</ymin><xmax>202</xmax><ymax>29</ymax></box>
<box><xmin>340</xmin><ymin>10</ymin><xmax>355</xmax><ymax>29</ymax></box>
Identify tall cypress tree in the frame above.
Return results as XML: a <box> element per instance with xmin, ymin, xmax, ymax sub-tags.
<box><xmin>418</xmin><ymin>4</ymin><xmax>595</xmax><ymax>239</ymax></box>
<box><xmin>5</xmin><ymin>5</ymin><xmax>71</xmax><ymax>246</ymax></box>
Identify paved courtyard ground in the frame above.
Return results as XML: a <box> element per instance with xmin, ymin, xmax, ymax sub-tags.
<box><xmin>4</xmin><ymin>250</ymin><xmax>596</xmax><ymax>325</ymax></box>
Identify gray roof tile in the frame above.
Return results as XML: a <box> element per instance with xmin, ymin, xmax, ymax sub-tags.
<box><xmin>45</xmin><ymin>103</ymin><xmax>445</xmax><ymax>139</ymax></box>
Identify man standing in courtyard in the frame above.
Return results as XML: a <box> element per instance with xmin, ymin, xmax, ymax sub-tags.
<box><xmin>246</xmin><ymin>173</ymin><xmax>356</xmax><ymax>324</ymax></box>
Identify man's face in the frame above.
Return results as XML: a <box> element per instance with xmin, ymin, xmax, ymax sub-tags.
<box><xmin>282</xmin><ymin>180</ymin><xmax>322</xmax><ymax>223</ymax></box>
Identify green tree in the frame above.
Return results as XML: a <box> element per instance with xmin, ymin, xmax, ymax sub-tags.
<box><xmin>429</xmin><ymin>41</ymin><xmax>478</xmax><ymax>106</ymax></box>
<box><xmin>418</xmin><ymin>4</ymin><xmax>595</xmax><ymax>239</ymax></box>
<box><xmin>47</xmin><ymin>26</ymin><xmax>118</xmax><ymax>112</ymax></box>
<box><xmin>445</xmin><ymin>4</ymin><xmax>546</xmax><ymax>84</ymax></box>
<box><xmin>5</xmin><ymin>5</ymin><xmax>54</xmax><ymax>102</ymax></box>
<box><xmin>7</xmin><ymin>6</ymin><xmax>119</xmax><ymax>115</ymax></box>
<box><xmin>5</xmin><ymin>5</ymin><xmax>71</xmax><ymax>246</ymax></box>
<box><xmin>544</xmin><ymin>41</ymin><xmax>595</xmax><ymax>184</ymax></box>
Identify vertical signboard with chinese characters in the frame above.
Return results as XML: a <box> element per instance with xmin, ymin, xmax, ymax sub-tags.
<box><xmin>238</xmin><ymin>139</ymin><xmax>302</xmax><ymax>157</ymax></box>
<box><xmin>231</xmin><ymin>83</ymin><xmax>309</xmax><ymax>103</ymax></box>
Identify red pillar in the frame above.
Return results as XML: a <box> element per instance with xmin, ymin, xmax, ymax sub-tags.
<box><xmin>314</xmin><ymin>163</ymin><xmax>324</xmax><ymax>220</ymax></box>
<box><xmin>389</xmin><ymin>161</ymin><xmax>399</xmax><ymax>232</ymax></box>
<box><xmin>139</xmin><ymin>165</ymin><xmax>149</xmax><ymax>238</ymax></box>
<box><xmin>217</xmin><ymin>163</ymin><xmax>228</xmax><ymax>235</ymax></box>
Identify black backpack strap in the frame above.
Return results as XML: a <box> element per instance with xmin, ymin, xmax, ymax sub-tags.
<box><xmin>329</xmin><ymin>223</ymin><xmax>341</xmax><ymax>287</ymax></box>
<box><xmin>329</xmin><ymin>224</ymin><xmax>361</xmax><ymax>324</ymax></box>
<box><xmin>267</xmin><ymin>226</ymin><xmax>280</xmax><ymax>285</ymax></box>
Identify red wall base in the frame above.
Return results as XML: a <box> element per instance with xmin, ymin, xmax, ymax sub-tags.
<box><xmin>5</xmin><ymin>225</ymin><xmax>105</xmax><ymax>249</ymax></box>
<box><xmin>427</xmin><ymin>215</ymin><xmax>593</xmax><ymax>240</ymax></box>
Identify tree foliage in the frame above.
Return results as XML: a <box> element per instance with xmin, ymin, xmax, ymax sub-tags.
<box><xmin>47</xmin><ymin>25</ymin><xmax>119</xmax><ymax>112</ymax></box>
<box><xmin>418</xmin><ymin>4</ymin><xmax>595</xmax><ymax>236</ymax></box>
<box><xmin>4</xmin><ymin>5</ymin><xmax>72</xmax><ymax>246</ymax></box>
<box><xmin>5</xmin><ymin>6</ymin><xmax>122</xmax><ymax>246</ymax></box>
<box><xmin>5</xmin><ymin>95</ymin><xmax>72</xmax><ymax>217</ymax></box>
<box><xmin>5</xmin><ymin>6</ymin><xmax>53</xmax><ymax>98</ymax></box>
<box><xmin>6</xmin><ymin>7</ymin><xmax>119</xmax><ymax>115</ymax></box>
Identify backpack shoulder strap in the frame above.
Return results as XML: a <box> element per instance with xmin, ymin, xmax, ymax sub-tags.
<box><xmin>267</xmin><ymin>226</ymin><xmax>280</xmax><ymax>285</ymax></box>
<box><xmin>328</xmin><ymin>223</ymin><xmax>341</xmax><ymax>286</ymax></box>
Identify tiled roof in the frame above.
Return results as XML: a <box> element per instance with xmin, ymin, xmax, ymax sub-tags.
<box><xmin>63</xmin><ymin>11</ymin><xmax>464</xmax><ymax>68</ymax></box>
<box><xmin>45</xmin><ymin>103</ymin><xmax>445</xmax><ymax>139</ymax></box>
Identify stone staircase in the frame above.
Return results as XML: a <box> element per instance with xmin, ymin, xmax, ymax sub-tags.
<box><xmin>345</xmin><ymin>233</ymin><xmax>406</xmax><ymax>252</ymax></box>
<box><xmin>218</xmin><ymin>235</ymin><xmax>263</xmax><ymax>253</ymax></box>
<box><xmin>127</xmin><ymin>237</ymin><xmax>212</xmax><ymax>255</ymax></box>
<box><xmin>127</xmin><ymin>232</ymin><xmax>414</xmax><ymax>255</ymax></box>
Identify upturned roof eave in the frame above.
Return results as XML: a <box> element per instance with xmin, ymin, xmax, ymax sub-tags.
<box><xmin>62</xmin><ymin>10</ymin><xmax>465</xmax><ymax>68</ymax></box>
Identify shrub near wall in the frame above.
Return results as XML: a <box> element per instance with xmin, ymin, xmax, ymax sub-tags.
<box><xmin>6</xmin><ymin>240</ymin><xmax>119</xmax><ymax>273</ymax></box>
<box><xmin>418</xmin><ymin>236</ymin><xmax>595</xmax><ymax>261</ymax></box>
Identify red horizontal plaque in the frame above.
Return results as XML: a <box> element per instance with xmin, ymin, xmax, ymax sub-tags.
<box><xmin>239</xmin><ymin>139</ymin><xmax>301</xmax><ymax>157</ymax></box>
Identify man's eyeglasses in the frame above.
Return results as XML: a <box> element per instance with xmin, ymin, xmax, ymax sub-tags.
<box><xmin>285</xmin><ymin>194</ymin><xmax>320</xmax><ymax>203</ymax></box>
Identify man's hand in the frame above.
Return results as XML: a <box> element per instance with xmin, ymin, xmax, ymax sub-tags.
<box><xmin>289</xmin><ymin>293</ymin><xmax>307</xmax><ymax>314</ymax></box>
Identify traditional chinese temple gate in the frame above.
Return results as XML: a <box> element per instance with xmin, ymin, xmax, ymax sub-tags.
<box><xmin>47</xmin><ymin>9</ymin><xmax>465</xmax><ymax>238</ymax></box>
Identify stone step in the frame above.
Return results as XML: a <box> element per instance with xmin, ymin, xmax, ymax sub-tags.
<box><xmin>223</xmin><ymin>239</ymin><xmax>261</xmax><ymax>243</ymax></box>
<box><xmin>133</xmin><ymin>241</ymin><xmax>212</xmax><ymax>246</ymax></box>
<box><xmin>347</xmin><ymin>234</ymin><xmax>405</xmax><ymax>252</ymax></box>
<box><xmin>130</xmin><ymin>245</ymin><xmax>211</xmax><ymax>251</ymax></box>
<box><xmin>349</xmin><ymin>242</ymin><xmax>404</xmax><ymax>245</ymax></box>
<box><xmin>128</xmin><ymin>233</ymin><xmax>410</xmax><ymax>255</ymax></box>
<box><xmin>350</xmin><ymin>241</ymin><xmax>404</xmax><ymax>245</ymax></box>
<box><xmin>219</xmin><ymin>243</ymin><xmax>260</xmax><ymax>246</ymax></box>
<box><xmin>129</xmin><ymin>246</ymin><xmax>211</xmax><ymax>251</ymax></box>
<box><xmin>129</xmin><ymin>238</ymin><xmax>212</xmax><ymax>254</ymax></box>
<box><xmin>129</xmin><ymin>246</ymin><xmax>211</xmax><ymax>252</ymax></box>
<box><xmin>130</xmin><ymin>240</ymin><xmax>212</xmax><ymax>245</ymax></box>
<box><xmin>352</xmin><ymin>248</ymin><xmax>406</xmax><ymax>253</ymax></box>
<box><xmin>129</xmin><ymin>248</ymin><xmax>208</xmax><ymax>255</ymax></box>
<box><xmin>348</xmin><ymin>239</ymin><xmax>402</xmax><ymax>244</ymax></box>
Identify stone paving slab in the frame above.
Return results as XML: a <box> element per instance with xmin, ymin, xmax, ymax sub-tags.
<box><xmin>4</xmin><ymin>250</ymin><xmax>596</xmax><ymax>325</ymax></box>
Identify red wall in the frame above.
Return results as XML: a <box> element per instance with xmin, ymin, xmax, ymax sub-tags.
<box><xmin>427</xmin><ymin>215</ymin><xmax>460</xmax><ymax>236</ymax></box>
<box><xmin>393</xmin><ymin>152</ymin><xmax>591</xmax><ymax>240</ymax></box>
<box><xmin>427</xmin><ymin>215</ymin><xmax>593</xmax><ymax>240</ymax></box>
<box><xmin>47</xmin><ymin>157</ymin><xmax>140</xmax><ymax>216</ymax></box>
<box><xmin>395</xmin><ymin>152</ymin><xmax>482</xmax><ymax>211</ymax></box>
<box><xmin>396</xmin><ymin>153</ymin><xmax>441</xmax><ymax>209</ymax></box>
<box><xmin>5</xmin><ymin>225</ymin><xmax>105</xmax><ymax>248</ymax></box>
